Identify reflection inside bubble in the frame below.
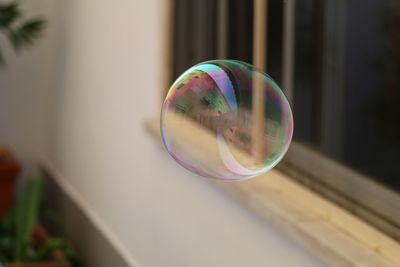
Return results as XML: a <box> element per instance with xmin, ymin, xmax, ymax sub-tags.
<box><xmin>161</xmin><ymin>60</ymin><xmax>293</xmax><ymax>181</ymax></box>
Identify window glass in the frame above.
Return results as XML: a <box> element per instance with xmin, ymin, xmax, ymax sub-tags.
<box><xmin>293</xmin><ymin>0</ymin><xmax>400</xmax><ymax>191</ymax></box>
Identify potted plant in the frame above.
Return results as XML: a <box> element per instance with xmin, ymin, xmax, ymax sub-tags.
<box><xmin>0</xmin><ymin>178</ymin><xmax>84</xmax><ymax>267</ymax></box>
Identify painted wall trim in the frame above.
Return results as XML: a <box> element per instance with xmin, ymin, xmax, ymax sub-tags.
<box><xmin>42</xmin><ymin>157</ymin><xmax>142</xmax><ymax>267</ymax></box>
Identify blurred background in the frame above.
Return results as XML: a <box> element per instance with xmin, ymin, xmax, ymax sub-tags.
<box><xmin>0</xmin><ymin>0</ymin><xmax>399</xmax><ymax>266</ymax></box>
<box><xmin>170</xmin><ymin>0</ymin><xmax>400</xmax><ymax>242</ymax></box>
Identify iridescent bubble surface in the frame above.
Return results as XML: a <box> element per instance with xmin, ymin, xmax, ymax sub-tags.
<box><xmin>160</xmin><ymin>60</ymin><xmax>293</xmax><ymax>181</ymax></box>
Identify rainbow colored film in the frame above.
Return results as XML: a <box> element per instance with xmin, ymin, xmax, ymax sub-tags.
<box><xmin>161</xmin><ymin>60</ymin><xmax>293</xmax><ymax>181</ymax></box>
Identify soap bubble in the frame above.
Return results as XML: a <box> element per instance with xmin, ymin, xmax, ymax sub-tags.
<box><xmin>160</xmin><ymin>60</ymin><xmax>293</xmax><ymax>181</ymax></box>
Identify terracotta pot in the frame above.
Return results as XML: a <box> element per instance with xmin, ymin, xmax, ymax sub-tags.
<box><xmin>0</xmin><ymin>146</ymin><xmax>21</xmax><ymax>219</ymax></box>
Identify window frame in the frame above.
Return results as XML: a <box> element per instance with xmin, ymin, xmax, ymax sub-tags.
<box><xmin>281</xmin><ymin>142</ymin><xmax>400</xmax><ymax>240</ymax></box>
<box><xmin>280</xmin><ymin>0</ymin><xmax>400</xmax><ymax>240</ymax></box>
<box><xmin>167</xmin><ymin>0</ymin><xmax>400</xmax><ymax>240</ymax></box>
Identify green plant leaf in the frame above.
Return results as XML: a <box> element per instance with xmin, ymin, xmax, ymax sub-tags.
<box><xmin>0</xmin><ymin>3</ymin><xmax>20</xmax><ymax>28</ymax></box>
<box><xmin>34</xmin><ymin>238</ymin><xmax>63</xmax><ymax>261</ymax></box>
<box><xmin>35</xmin><ymin>238</ymin><xmax>86</xmax><ymax>267</ymax></box>
<box><xmin>10</xmin><ymin>18</ymin><xmax>46</xmax><ymax>51</ymax></box>
<box><xmin>13</xmin><ymin>177</ymin><xmax>43</xmax><ymax>262</ymax></box>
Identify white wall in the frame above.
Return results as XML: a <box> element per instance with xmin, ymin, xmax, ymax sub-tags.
<box><xmin>1</xmin><ymin>0</ymin><xmax>326</xmax><ymax>266</ymax></box>
<box><xmin>0</xmin><ymin>0</ymin><xmax>59</xmax><ymax>175</ymax></box>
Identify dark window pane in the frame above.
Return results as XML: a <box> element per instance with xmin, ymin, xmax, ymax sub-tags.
<box><xmin>266</xmin><ymin>0</ymin><xmax>284</xmax><ymax>85</ymax></box>
<box><xmin>227</xmin><ymin>0</ymin><xmax>253</xmax><ymax>62</ymax></box>
<box><xmin>293</xmin><ymin>0</ymin><xmax>323</xmax><ymax>146</ymax></box>
<box><xmin>173</xmin><ymin>0</ymin><xmax>217</xmax><ymax>78</ymax></box>
<box><xmin>293</xmin><ymin>0</ymin><xmax>400</xmax><ymax>191</ymax></box>
<box><xmin>343</xmin><ymin>0</ymin><xmax>400</xmax><ymax>190</ymax></box>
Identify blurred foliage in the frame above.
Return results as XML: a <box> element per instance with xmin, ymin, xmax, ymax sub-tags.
<box><xmin>0</xmin><ymin>2</ymin><xmax>46</xmax><ymax>65</ymax></box>
<box><xmin>0</xmin><ymin>178</ymin><xmax>85</xmax><ymax>267</ymax></box>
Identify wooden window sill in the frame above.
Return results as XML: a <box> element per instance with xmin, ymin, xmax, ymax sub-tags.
<box><xmin>145</xmin><ymin>117</ymin><xmax>400</xmax><ymax>267</ymax></box>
